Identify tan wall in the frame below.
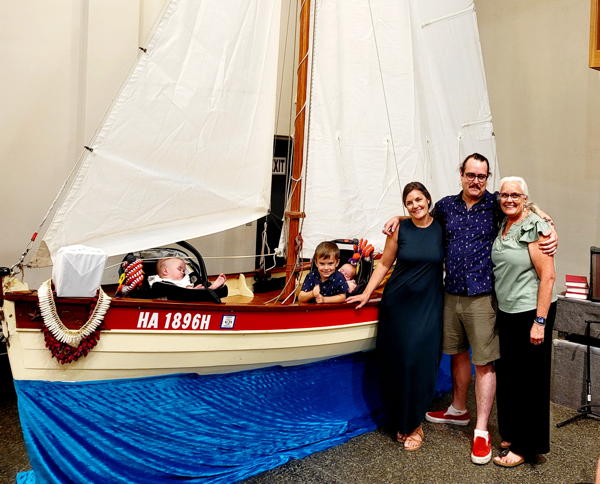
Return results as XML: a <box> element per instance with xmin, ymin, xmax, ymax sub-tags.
<box><xmin>475</xmin><ymin>0</ymin><xmax>600</xmax><ymax>290</ymax></box>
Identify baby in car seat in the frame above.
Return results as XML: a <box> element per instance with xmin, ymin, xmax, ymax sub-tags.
<box><xmin>150</xmin><ymin>257</ymin><xmax>226</xmax><ymax>290</ymax></box>
<box><xmin>338</xmin><ymin>263</ymin><xmax>358</xmax><ymax>294</ymax></box>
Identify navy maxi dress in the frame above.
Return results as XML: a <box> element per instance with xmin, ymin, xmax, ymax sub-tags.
<box><xmin>377</xmin><ymin>218</ymin><xmax>444</xmax><ymax>435</ymax></box>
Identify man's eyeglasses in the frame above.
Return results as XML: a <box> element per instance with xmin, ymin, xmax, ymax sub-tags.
<box><xmin>498</xmin><ymin>192</ymin><xmax>526</xmax><ymax>201</ymax></box>
<box><xmin>463</xmin><ymin>172</ymin><xmax>488</xmax><ymax>182</ymax></box>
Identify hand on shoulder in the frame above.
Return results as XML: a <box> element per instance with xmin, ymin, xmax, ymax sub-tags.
<box><xmin>382</xmin><ymin>216</ymin><xmax>400</xmax><ymax>236</ymax></box>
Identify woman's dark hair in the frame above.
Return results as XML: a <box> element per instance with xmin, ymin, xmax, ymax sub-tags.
<box><xmin>402</xmin><ymin>181</ymin><xmax>432</xmax><ymax>208</ymax></box>
<box><xmin>459</xmin><ymin>152</ymin><xmax>490</xmax><ymax>176</ymax></box>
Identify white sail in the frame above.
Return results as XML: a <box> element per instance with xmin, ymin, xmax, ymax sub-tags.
<box><xmin>41</xmin><ymin>0</ymin><xmax>281</xmax><ymax>261</ymax></box>
<box><xmin>300</xmin><ymin>0</ymin><xmax>497</xmax><ymax>256</ymax></box>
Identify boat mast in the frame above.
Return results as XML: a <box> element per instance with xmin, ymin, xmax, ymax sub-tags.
<box><xmin>283</xmin><ymin>0</ymin><xmax>310</xmax><ymax>301</ymax></box>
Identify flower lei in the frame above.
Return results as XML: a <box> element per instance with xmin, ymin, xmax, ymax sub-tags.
<box><xmin>37</xmin><ymin>279</ymin><xmax>111</xmax><ymax>364</ymax></box>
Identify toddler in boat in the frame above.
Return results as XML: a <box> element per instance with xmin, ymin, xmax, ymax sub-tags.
<box><xmin>298</xmin><ymin>241</ymin><xmax>348</xmax><ymax>303</ymax></box>
<box><xmin>149</xmin><ymin>257</ymin><xmax>226</xmax><ymax>290</ymax></box>
<box><xmin>338</xmin><ymin>263</ymin><xmax>358</xmax><ymax>294</ymax></box>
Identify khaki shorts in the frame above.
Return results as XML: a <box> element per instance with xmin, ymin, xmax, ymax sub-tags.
<box><xmin>443</xmin><ymin>293</ymin><xmax>500</xmax><ymax>366</ymax></box>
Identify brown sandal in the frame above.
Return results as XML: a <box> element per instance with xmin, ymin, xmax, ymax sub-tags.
<box><xmin>493</xmin><ymin>451</ymin><xmax>524</xmax><ymax>467</ymax></box>
<box><xmin>396</xmin><ymin>432</ymin><xmax>407</xmax><ymax>443</ymax></box>
<box><xmin>404</xmin><ymin>426</ymin><xmax>424</xmax><ymax>451</ymax></box>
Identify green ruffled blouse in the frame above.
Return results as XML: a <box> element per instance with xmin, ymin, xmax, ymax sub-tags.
<box><xmin>491</xmin><ymin>211</ymin><xmax>557</xmax><ymax>313</ymax></box>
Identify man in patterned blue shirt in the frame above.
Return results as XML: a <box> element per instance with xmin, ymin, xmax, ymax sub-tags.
<box><xmin>385</xmin><ymin>153</ymin><xmax>556</xmax><ymax>465</ymax></box>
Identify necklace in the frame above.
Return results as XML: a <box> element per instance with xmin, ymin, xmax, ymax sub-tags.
<box><xmin>37</xmin><ymin>279</ymin><xmax>111</xmax><ymax>347</ymax></box>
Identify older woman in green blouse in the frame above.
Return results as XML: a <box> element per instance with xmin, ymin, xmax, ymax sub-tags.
<box><xmin>491</xmin><ymin>176</ymin><xmax>557</xmax><ymax>467</ymax></box>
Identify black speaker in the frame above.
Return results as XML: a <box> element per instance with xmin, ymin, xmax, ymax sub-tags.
<box><xmin>591</xmin><ymin>246</ymin><xmax>600</xmax><ymax>302</ymax></box>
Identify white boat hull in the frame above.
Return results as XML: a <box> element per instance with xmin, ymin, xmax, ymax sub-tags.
<box><xmin>2</xmin><ymin>299</ymin><xmax>378</xmax><ymax>381</ymax></box>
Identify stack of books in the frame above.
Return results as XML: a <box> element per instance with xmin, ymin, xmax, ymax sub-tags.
<box><xmin>564</xmin><ymin>275</ymin><xmax>589</xmax><ymax>300</ymax></box>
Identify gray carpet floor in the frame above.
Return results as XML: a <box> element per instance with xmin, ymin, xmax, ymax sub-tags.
<box><xmin>1</xmin><ymin>356</ymin><xmax>598</xmax><ymax>484</ymax></box>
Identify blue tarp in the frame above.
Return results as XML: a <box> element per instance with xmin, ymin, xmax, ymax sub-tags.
<box><xmin>16</xmin><ymin>352</ymin><xmax>451</xmax><ymax>483</ymax></box>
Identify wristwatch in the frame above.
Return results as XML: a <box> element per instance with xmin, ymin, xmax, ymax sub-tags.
<box><xmin>534</xmin><ymin>316</ymin><xmax>546</xmax><ymax>326</ymax></box>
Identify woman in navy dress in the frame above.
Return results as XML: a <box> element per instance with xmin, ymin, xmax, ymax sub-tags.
<box><xmin>348</xmin><ymin>182</ymin><xmax>444</xmax><ymax>450</ymax></box>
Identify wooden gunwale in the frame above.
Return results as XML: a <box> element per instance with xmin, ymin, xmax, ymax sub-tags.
<box><xmin>4</xmin><ymin>288</ymin><xmax>381</xmax><ymax>312</ymax></box>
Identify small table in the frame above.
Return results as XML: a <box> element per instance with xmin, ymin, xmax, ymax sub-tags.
<box><xmin>555</xmin><ymin>296</ymin><xmax>600</xmax><ymax>338</ymax></box>
<box><xmin>553</xmin><ymin>296</ymin><xmax>600</xmax><ymax>425</ymax></box>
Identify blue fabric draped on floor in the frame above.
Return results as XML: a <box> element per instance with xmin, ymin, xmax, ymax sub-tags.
<box><xmin>16</xmin><ymin>352</ymin><xmax>451</xmax><ymax>483</ymax></box>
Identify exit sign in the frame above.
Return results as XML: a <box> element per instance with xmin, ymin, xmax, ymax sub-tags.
<box><xmin>272</xmin><ymin>157</ymin><xmax>286</xmax><ymax>175</ymax></box>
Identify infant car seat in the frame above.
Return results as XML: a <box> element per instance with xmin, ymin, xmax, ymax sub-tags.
<box><xmin>118</xmin><ymin>241</ymin><xmax>227</xmax><ymax>303</ymax></box>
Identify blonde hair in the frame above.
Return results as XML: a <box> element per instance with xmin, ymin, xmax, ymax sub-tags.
<box><xmin>156</xmin><ymin>257</ymin><xmax>184</xmax><ymax>275</ymax></box>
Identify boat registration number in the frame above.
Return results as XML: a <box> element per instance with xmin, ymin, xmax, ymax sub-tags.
<box><xmin>137</xmin><ymin>311</ymin><xmax>212</xmax><ymax>330</ymax></box>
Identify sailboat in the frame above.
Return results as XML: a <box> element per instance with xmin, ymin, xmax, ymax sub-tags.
<box><xmin>0</xmin><ymin>0</ymin><xmax>497</xmax><ymax>383</ymax></box>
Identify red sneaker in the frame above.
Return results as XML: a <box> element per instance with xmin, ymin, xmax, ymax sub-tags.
<box><xmin>471</xmin><ymin>434</ymin><xmax>492</xmax><ymax>464</ymax></box>
<box><xmin>425</xmin><ymin>408</ymin><xmax>471</xmax><ymax>426</ymax></box>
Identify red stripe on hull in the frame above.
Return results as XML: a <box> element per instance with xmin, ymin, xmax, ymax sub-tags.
<box><xmin>9</xmin><ymin>294</ymin><xmax>379</xmax><ymax>332</ymax></box>
<box><xmin>104</xmin><ymin>305</ymin><xmax>378</xmax><ymax>331</ymax></box>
